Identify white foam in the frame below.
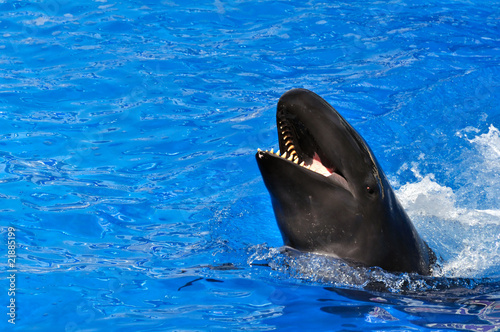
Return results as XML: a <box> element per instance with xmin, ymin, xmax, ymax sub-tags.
<box><xmin>439</xmin><ymin>236</ymin><xmax>500</xmax><ymax>278</ymax></box>
<box><xmin>395</xmin><ymin>125</ymin><xmax>500</xmax><ymax>278</ymax></box>
<box><xmin>468</xmin><ymin>124</ymin><xmax>500</xmax><ymax>158</ymax></box>
<box><xmin>397</xmin><ymin>174</ymin><xmax>460</xmax><ymax>220</ymax></box>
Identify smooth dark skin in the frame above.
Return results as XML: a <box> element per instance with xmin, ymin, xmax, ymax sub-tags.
<box><xmin>256</xmin><ymin>88</ymin><xmax>435</xmax><ymax>275</ymax></box>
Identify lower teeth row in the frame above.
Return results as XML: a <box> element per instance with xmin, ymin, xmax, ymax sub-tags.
<box><xmin>258</xmin><ymin>148</ymin><xmax>307</xmax><ymax>167</ymax></box>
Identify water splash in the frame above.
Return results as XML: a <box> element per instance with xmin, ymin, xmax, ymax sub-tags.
<box><xmin>246</xmin><ymin>244</ymin><xmax>499</xmax><ymax>296</ymax></box>
<box><xmin>396</xmin><ymin>125</ymin><xmax>500</xmax><ymax>279</ymax></box>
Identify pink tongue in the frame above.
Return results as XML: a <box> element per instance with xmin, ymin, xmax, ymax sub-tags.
<box><xmin>309</xmin><ymin>153</ymin><xmax>334</xmax><ymax>177</ymax></box>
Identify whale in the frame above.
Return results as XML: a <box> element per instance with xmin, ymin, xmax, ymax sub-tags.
<box><xmin>256</xmin><ymin>88</ymin><xmax>435</xmax><ymax>275</ymax></box>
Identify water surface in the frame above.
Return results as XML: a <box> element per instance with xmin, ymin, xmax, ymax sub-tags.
<box><xmin>1</xmin><ymin>0</ymin><xmax>500</xmax><ymax>331</ymax></box>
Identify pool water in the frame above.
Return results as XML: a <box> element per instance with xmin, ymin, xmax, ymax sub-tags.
<box><xmin>1</xmin><ymin>0</ymin><xmax>500</xmax><ymax>331</ymax></box>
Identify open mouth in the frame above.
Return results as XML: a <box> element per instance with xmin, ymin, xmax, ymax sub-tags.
<box><xmin>258</xmin><ymin>112</ymin><xmax>350</xmax><ymax>190</ymax></box>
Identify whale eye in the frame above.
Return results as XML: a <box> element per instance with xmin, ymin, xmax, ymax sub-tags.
<box><xmin>366</xmin><ymin>186</ymin><xmax>375</xmax><ymax>195</ymax></box>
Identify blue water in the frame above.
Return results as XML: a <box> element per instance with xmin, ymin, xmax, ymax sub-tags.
<box><xmin>1</xmin><ymin>0</ymin><xmax>500</xmax><ymax>330</ymax></box>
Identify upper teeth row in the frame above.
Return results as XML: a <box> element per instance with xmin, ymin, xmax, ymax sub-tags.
<box><xmin>279</xmin><ymin>124</ymin><xmax>299</xmax><ymax>157</ymax></box>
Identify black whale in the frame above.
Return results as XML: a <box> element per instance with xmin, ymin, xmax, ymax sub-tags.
<box><xmin>256</xmin><ymin>88</ymin><xmax>435</xmax><ymax>275</ymax></box>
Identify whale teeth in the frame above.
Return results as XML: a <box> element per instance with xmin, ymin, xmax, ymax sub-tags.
<box><xmin>258</xmin><ymin>148</ymin><xmax>308</xmax><ymax>167</ymax></box>
<box><xmin>262</xmin><ymin>120</ymin><xmax>311</xmax><ymax>168</ymax></box>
